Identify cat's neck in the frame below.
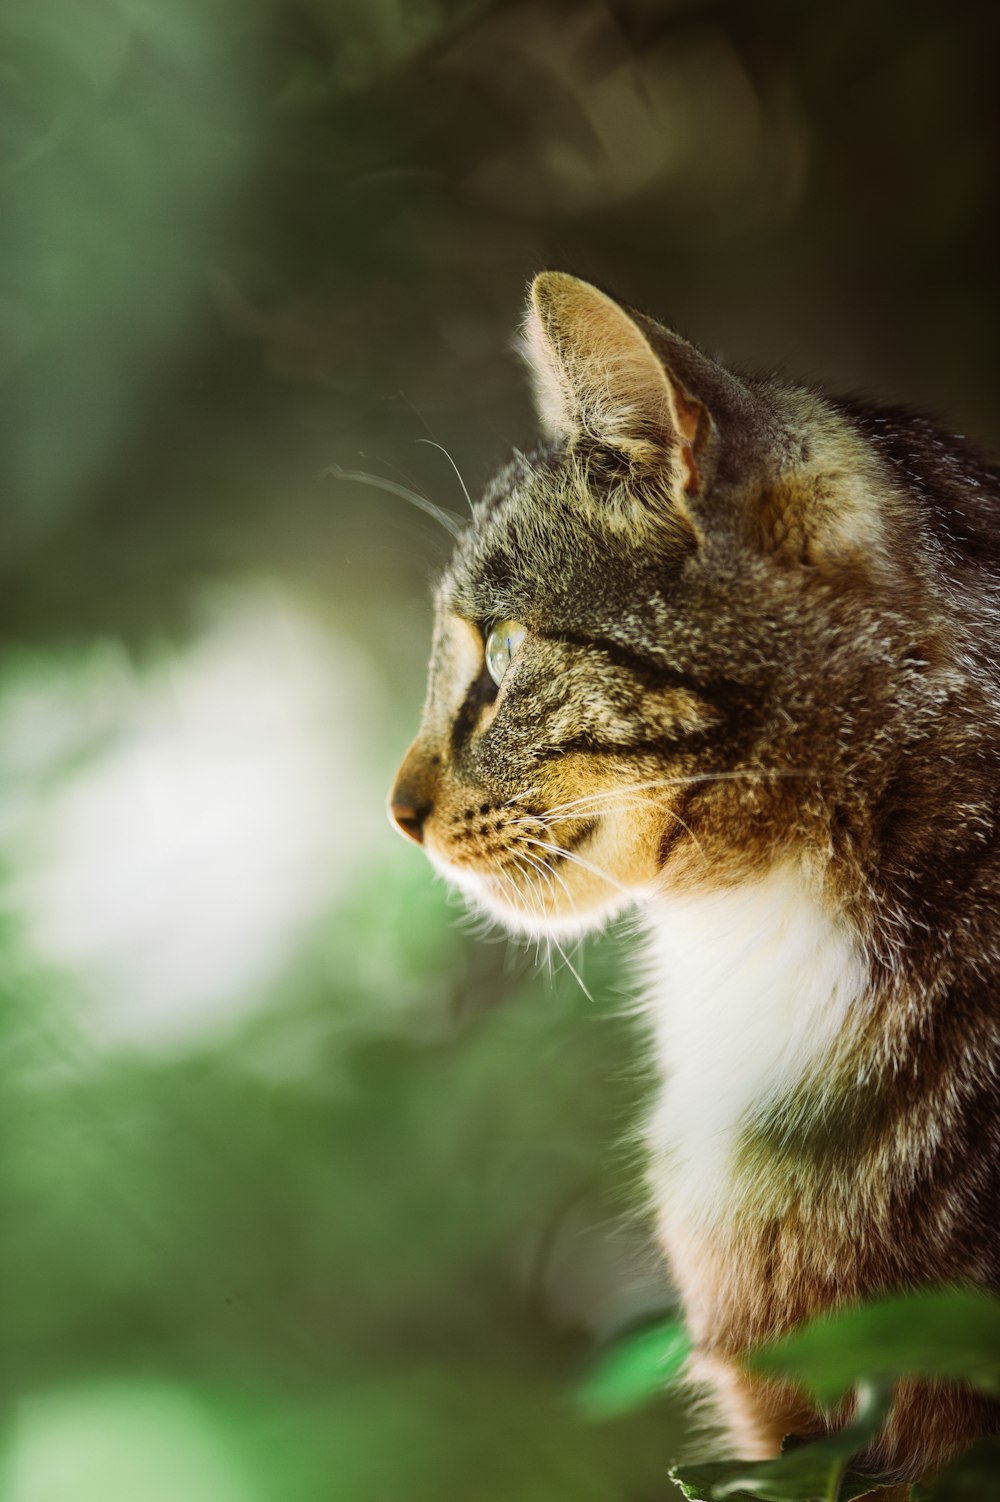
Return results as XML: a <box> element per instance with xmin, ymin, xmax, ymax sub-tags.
<box><xmin>640</xmin><ymin>862</ymin><xmax>870</xmax><ymax>1226</ymax></box>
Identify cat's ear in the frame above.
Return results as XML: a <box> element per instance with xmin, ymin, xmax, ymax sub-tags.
<box><xmin>522</xmin><ymin>272</ymin><xmax>708</xmax><ymax>493</ymax></box>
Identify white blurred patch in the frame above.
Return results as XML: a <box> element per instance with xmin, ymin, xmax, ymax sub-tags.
<box><xmin>0</xmin><ymin>587</ymin><xmax>387</xmax><ymax>1050</ymax></box>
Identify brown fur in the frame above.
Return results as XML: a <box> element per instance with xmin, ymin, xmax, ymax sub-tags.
<box><xmin>390</xmin><ymin>273</ymin><xmax>1000</xmax><ymax>1483</ymax></box>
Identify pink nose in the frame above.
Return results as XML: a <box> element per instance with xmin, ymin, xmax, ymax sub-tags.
<box><xmin>389</xmin><ymin>799</ymin><xmax>431</xmax><ymax>845</ymax></box>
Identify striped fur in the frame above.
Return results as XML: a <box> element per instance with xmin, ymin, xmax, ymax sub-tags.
<box><xmin>390</xmin><ymin>273</ymin><xmax>1000</xmax><ymax>1481</ymax></box>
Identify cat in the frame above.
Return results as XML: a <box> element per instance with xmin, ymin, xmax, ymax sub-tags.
<box><xmin>388</xmin><ymin>271</ymin><xmax>1000</xmax><ymax>1485</ymax></box>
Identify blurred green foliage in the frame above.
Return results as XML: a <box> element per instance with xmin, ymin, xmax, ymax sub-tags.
<box><xmin>2</xmin><ymin>0</ymin><xmax>999</xmax><ymax>1497</ymax></box>
<box><xmin>586</xmin><ymin>1291</ymin><xmax>1000</xmax><ymax>1499</ymax></box>
<box><xmin>0</xmin><ymin>873</ymin><xmax>689</xmax><ymax>1499</ymax></box>
<box><xmin>751</xmin><ymin>1292</ymin><xmax>1000</xmax><ymax>1405</ymax></box>
<box><xmin>577</xmin><ymin>1318</ymin><xmax>692</xmax><ymax>1421</ymax></box>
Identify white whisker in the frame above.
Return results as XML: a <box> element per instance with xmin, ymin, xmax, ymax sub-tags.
<box><xmin>538</xmin><ymin>768</ymin><xmax>821</xmax><ymax>819</ymax></box>
<box><xmin>511</xmin><ymin>854</ymin><xmax>593</xmax><ymax>1001</ymax></box>
<box><xmin>510</xmin><ymin>801</ymin><xmax>652</xmax><ymax>829</ymax></box>
<box><xmin>519</xmin><ymin>836</ymin><xmax>630</xmax><ymax>897</ymax></box>
<box><xmin>551</xmin><ymin>934</ymin><xmax>593</xmax><ymax>1002</ymax></box>
<box><xmin>510</xmin><ymin>856</ymin><xmax>546</xmax><ymax>929</ymax></box>
<box><xmin>415</xmin><ymin>438</ymin><xmax>476</xmax><ymax>516</ymax></box>
<box><xmin>503</xmin><ymin>785</ymin><xmax>540</xmax><ymax>807</ymax></box>
<box><xmin>524</xmin><ymin>797</ymin><xmax>707</xmax><ymax>861</ymax></box>
<box><xmin>322</xmin><ymin>463</ymin><xmax>465</xmax><ymax>540</ymax></box>
<box><xmin>659</xmin><ymin>804</ymin><xmax>707</xmax><ymax>860</ymax></box>
<box><xmin>518</xmin><ymin>847</ymin><xmax>575</xmax><ymax>909</ymax></box>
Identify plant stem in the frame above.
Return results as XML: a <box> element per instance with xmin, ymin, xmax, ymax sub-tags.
<box><xmin>823</xmin><ymin>1460</ymin><xmax>844</xmax><ymax>1502</ymax></box>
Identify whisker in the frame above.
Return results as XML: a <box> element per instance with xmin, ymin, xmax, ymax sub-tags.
<box><xmin>518</xmin><ymin>847</ymin><xmax>575</xmax><ymax>908</ymax></box>
<box><xmin>322</xmin><ymin>463</ymin><xmax>465</xmax><ymax>541</ymax></box>
<box><xmin>519</xmin><ymin>836</ymin><xmax>630</xmax><ymax>897</ymax></box>
<box><xmin>415</xmin><ymin>438</ymin><xmax>476</xmax><ymax>516</ymax></box>
<box><xmin>510</xmin><ymin>801</ymin><xmax>653</xmax><ymax>829</ymax></box>
<box><xmin>530</xmin><ymin>801</ymin><xmax>707</xmax><ymax>861</ymax></box>
<box><xmin>512</xmin><ymin>854</ymin><xmax>593</xmax><ymax>1001</ymax></box>
<box><xmin>510</xmin><ymin>856</ymin><xmax>546</xmax><ymax>928</ymax></box>
<box><xmin>515</xmin><ymin>849</ymin><xmax>552</xmax><ymax>887</ymax></box>
<box><xmin>659</xmin><ymin>804</ymin><xmax>707</xmax><ymax>860</ymax></box>
<box><xmin>495</xmin><ymin>866</ymin><xmax>532</xmax><ymax>924</ymax></box>
<box><xmin>551</xmin><ymin>934</ymin><xmax>594</xmax><ymax>1002</ymax></box>
<box><xmin>535</xmin><ymin>768</ymin><xmax>822</xmax><ymax>820</ymax></box>
<box><xmin>503</xmin><ymin>785</ymin><xmax>540</xmax><ymax>808</ymax></box>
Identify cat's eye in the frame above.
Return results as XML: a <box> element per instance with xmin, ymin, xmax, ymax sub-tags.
<box><xmin>485</xmin><ymin>620</ymin><xmax>527</xmax><ymax>687</ymax></box>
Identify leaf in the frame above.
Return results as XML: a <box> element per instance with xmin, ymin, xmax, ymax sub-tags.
<box><xmin>576</xmin><ymin>1318</ymin><xmax>692</xmax><ymax>1419</ymax></box>
<box><xmin>670</xmin><ymin>1458</ymin><xmax>894</xmax><ymax>1502</ymax></box>
<box><xmin>670</xmin><ymin>1383</ymin><xmax>892</xmax><ymax>1502</ymax></box>
<box><xmin>670</xmin><ymin>1460</ymin><xmax>765</xmax><ymax>1500</ymax></box>
<box><xmin>748</xmin><ymin>1290</ymin><xmax>1000</xmax><ymax>1406</ymax></box>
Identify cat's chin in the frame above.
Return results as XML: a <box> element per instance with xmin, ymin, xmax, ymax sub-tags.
<box><xmin>477</xmin><ymin>882</ymin><xmax>628</xmax><ymax>941</ymax></box>
<box><xmin>429</xmin><ymin>853</ymin><xmax>629</xmax><ymax>940</ymax></box>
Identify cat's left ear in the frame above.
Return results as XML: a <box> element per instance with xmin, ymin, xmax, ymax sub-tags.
<box><xmin>522</xmin><ymin>272</ymin><xmax>709</xmax><ymax>494</ymax></box>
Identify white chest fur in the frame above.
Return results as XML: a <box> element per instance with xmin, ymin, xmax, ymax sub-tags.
<box><xmin>641</xmin><ymin>865</ymin><xmax>868</xmax><ymax>1228</ymax></box>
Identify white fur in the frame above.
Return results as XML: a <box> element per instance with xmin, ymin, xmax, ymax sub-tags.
<box><xmin>641</xmin><ymin>865</ymin><xmax>869</xmax><ymax>1227</ymax></box>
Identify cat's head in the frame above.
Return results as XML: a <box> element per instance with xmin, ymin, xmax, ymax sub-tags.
<box><xmin>389</xmin><ymin>273</ymin><xmax>922</xmax><ymax>937</ymax></box>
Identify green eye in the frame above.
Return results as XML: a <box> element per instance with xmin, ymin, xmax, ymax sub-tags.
<box><xmin>485</xmin><ymin>620</ymin><xmax>527</xmax><ymax>687</ymax></box>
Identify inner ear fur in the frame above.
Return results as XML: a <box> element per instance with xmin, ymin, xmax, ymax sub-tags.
<box><xmin>522</xmin><ymin>271</ymin><xmax>710</xmax><ymax>495</ymax></box>
<box><xmin>522</xmin><ymin>274</ymin><xmax>867</xmax><ymax>568</ymax></box>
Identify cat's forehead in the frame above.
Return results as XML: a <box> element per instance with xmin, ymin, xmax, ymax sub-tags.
<box><xmin>436</xmin><ymin>446</ymin><xmax>680</xmax><ymax>631</ymax></box>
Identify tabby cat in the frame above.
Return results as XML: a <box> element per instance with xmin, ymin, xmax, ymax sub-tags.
<box><xmin>388</xmin><ymin>272</ymin><xmax>1000</xmax><ymax>1484</ymax></box>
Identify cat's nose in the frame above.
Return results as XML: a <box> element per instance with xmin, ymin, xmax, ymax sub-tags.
<box><xmin>389</xmin><ymin>740</ymin><xmax>439</xmax><ymax>845</ymax></box>
<box><xmin>389</xmin><ymin>797</ymin><xmax>432</xmax><ymax>845</ymax></box>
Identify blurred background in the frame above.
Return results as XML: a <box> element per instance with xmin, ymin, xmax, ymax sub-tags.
<box><xmin>2</xmin><ymin>1</ymin><xmax>998</xmax><ymax>1497</ymax></box>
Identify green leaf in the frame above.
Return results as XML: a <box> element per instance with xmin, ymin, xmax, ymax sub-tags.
<box><xmin>748</xmin><ymin>1290</ymin><xmax>1000</xmax><ymax>1406</ymax></box>
<box><xmin>670</xmin><ymin>1383</ymin><xmax>892</xmax><ymax>1502</ymax></box>
<box><xmin>670</xmin><ymin>1460</ymin><xmax>764</xmax><ymax>1500</ymax></box>
<box><xmin>671</xmin><ymin>1458</ymin><xmax>897</xmax><ymax>1502</ymax></box>
<box><xmin>576</xmin><ymin>1318</ymin><xmax>692</xmax><ymax>1420</ymax></box>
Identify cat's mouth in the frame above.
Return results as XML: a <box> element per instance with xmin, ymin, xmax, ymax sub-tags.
<box><xmin>434</xmin><ymin>810</ymin><xmax>637</xmax><ymax>937</ymax></box>
<box><xmin>487</xmin><ymin>810</ymin><xmax>599</xmax><ymax>881</ymax></box>
<box><xmin>431</xmin><ymin>812</ymin><xmax>597</xmax><ymax>878</ymax></box>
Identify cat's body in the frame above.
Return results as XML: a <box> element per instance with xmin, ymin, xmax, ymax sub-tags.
<box><xmin>389</xmin><ymin>273</ymin><xmax>1000</xmax><ymax>1482</ymax></box>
